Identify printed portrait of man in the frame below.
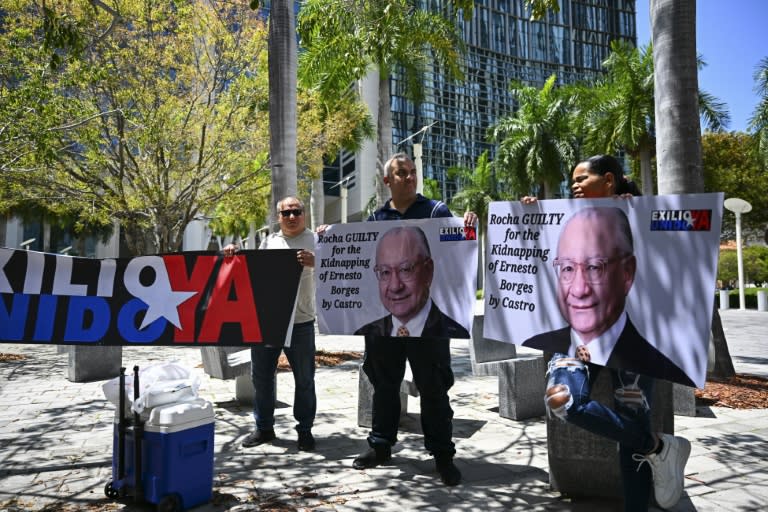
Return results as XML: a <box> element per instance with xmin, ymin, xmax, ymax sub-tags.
<box><xmin>354</xmin><ymin>225</ymin><xmax>470</xmax><ymax>339</ymax></box>
<box><xmin>523</xmin><ymin>206</ymin><xmax>695</xmax><ymax>386</ymax></box>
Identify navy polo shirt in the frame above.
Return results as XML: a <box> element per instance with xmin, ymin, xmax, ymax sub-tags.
<box><xmin>368</xmin><ymin>194</ymin><xmax>452</xmax><ymax>221</ymax></box>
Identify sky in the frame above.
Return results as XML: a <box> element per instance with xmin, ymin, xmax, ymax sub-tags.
<box><xmin>635</xmin><ymin>0</ymin><xmax>767</xmax><ymax>133</ymax></box>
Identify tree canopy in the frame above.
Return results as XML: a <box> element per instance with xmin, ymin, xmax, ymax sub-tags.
<box><xmin>0</xmin><ymin>0</ymin><xmax>370</xmax><ymax>253</ymax></box>
<box><xmin>488</xmin><ymin>74</ymin><xmax>577</xmax><ymax>198</ymax></box>
<box><xmin>702</xmin><ymin>131</ymin><xmax>768</xmax><ymax>240</ymax></box>
<box><xmin>749</xmin><ymin>56</ymin><xmax>768</xmax><ymax>167</ymax></box>
<box><xmin>298</xmin><ymin>0</ymin><xmax>468</xmax><ymax>207</ymax></box>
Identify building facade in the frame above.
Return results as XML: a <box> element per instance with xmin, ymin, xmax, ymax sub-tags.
<box><xmin>322</xmin><ymin>0</ymin><xmax>637</xmax><ymax>222</ymax></box>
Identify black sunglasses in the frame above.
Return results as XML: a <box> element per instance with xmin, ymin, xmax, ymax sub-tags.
<box><xmin>279</xmin><ymin>209</ymin><xmax>303</xmax><ymax>217</ymax></box>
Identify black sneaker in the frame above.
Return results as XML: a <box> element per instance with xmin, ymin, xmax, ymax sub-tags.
<box><xmin>352</xmin><ymin>445</ymin><xmax>391</xmax><ymax>469</ymax></box>
<box><xmin>297</xmin><ymin>431</ymin><xmax>315</xmax><ymax>451</ymax></box>
<box><xmin>435</xmin><ymin>457</ymin><xmax>461</xmax><ymax>486</ymax></box>
<box><xmin>242</xmin><ymin>429</ymin><xmax>276</xmax><ymax>448</ymax></box>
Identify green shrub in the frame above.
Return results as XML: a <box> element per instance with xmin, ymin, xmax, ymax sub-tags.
<box><xmin>718</xmin><ymin>246</ymin><xmax>768</xmax><ymax>288</ymax></box>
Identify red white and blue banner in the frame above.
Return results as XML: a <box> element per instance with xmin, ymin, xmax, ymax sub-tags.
<box><xmin>0</xmin><ymin>249</ymin><xmax>301</xmax><ymax>346</ymax></box>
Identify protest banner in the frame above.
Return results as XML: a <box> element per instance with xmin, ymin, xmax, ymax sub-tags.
<box><xmin>483</xmin><ymin>193</ymin><xmax>723</xmax><ymax>388</ymax></box>
<box><xmin>0</xmin><ymin>249</ymin><xmax>301</xmax><ymax>346</ymax></box>
<box><xmin>316</xmin><ymin>218</ymin><xmax>477</xmax><ymax>338</ymax></box>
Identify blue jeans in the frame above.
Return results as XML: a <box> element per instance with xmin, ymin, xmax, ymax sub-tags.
<box><xmin>547</xmin><ymin>353</ymin><xmax>655</xmax><ymax>512</ymax></box>
<box><xmin>250</xmin><ymin>321</ymin><xmax>316</xmax><ymax>433</ymax></box>
<box><xmin>363</xmin><ymin>335</ymin><xmax>456</xmax><ymax>458</ymax></box>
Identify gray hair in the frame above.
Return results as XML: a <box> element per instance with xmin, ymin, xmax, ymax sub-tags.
<box><xmin>276</xmin><ymin>196</ymin><xmax>304</xmax><ymax>211</ymax></box>
<box><xmin>383</xmin><ymin>152</ymin><xmax>414</xmax><ymax>179</ymax></box>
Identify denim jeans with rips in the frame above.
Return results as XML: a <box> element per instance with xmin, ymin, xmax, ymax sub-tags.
<box><xmin>547</xmin><ymin>353</ymin><xmax>656</xmax><ymax>512</ymax></box>
<box><xmin>250</xmin><ymin>320</ymin><xmax>316</xmax><ymax>433</ymax></box>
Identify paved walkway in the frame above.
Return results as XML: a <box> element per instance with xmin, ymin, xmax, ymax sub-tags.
<box><xmin>0</xmin><ymin>309</ymin><xmax>765</xmax><ymax>511</ymax></box>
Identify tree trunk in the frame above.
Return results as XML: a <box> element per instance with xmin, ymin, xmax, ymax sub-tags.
<box><xmin>541</xmin><ymin>181</ymin><xmax>551</xmax><ymax>199</ymax></box>
<box><xmin>708</xmin><ymin>303</ymin><xmax>736</xmax><ymax>379</ymax></box>
<box><xmin>376</xmin><ymin>72</ymin><xmax>393</xmax><ymax>208</ymax></box>
<box><xmin>639</xmin><ymin>146</ymin><xmax>653</xmax><ymax>196</ymax></box>
<box><xmin>268</xmin><ymin>0</ymin><xmax>298</xmax><ymax>229</ymax></box>
<box><xmin>651</xmin><ymin>0</ymin><xmax>703</xmax><ymax>194</ymax></box>
<box><xmin>651</xmin><ymin>0</ymin><xmax>733</xmax><ymax>377</ymax></box>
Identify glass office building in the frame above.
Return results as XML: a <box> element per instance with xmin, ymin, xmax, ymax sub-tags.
<box><xmin>387</xmin><ymin>0</ymin><xmax>637</xmax><ymax>201</ymax></box>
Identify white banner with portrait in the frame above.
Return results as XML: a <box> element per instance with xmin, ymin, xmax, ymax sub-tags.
<box><xmin>483</xmin><ymin>193</ymin><xmax>723</xmax><ymax>388</ymax></box>
<box><xmin>316</xmin><ymin>218</ymin><xmax>478</xmax><ymax>339</ymax></box>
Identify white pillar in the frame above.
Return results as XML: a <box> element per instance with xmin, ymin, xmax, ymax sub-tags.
<box><xmin>734</xmin><ymin>211</ymin><xmax>746</xmax><ymax>310</ymax></box>
<box><xmin>758</xmin><ymin>290</ymin><xmax>767</xmax><ymax>312</ymax></box>
<box><xmin>724</xmin><ymin>198</ymin><xmax>752</xmax><ymax>311</ymax></box>
<box><xmin>340</xmin><ymin>184</ymin><xmax>348</xmax><ymax>224</ymax></box>
<box><xmin>719</xmin><ymin>290</ymin><xmax>730</xmax><ymax>310</ymax></box>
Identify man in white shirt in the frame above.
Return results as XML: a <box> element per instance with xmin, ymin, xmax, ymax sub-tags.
<box><xmin>225</xmin><ymin>196</ymin><xmax>317</xmax><ymax>451</ymax></box>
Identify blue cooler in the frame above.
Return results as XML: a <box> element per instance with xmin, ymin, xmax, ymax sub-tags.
<box><xmin>108</xmin><ymin>398</ymin><xmax>214</xmax><ymax>511</ymax></box>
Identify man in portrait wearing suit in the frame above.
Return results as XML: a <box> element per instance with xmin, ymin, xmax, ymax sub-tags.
<box><xmin>523</xmin><ymin>206</ymin><xmax>694</xmax><ymax>386</ymax></box>
<box><xmin>355</xmin><ymin>225</ymin><xmax>469</xmax><ymax>339</ymax></box>
<box><xmin>341</xmin><ymin>152</ymin><xmax>476</xmax><ymax>486</ymax></box>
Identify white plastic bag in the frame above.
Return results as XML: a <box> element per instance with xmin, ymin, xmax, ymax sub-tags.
<box><xmin>102</xmin><ymin>362</ymin><xmax>200</xmax><ymax>415</ymax></box>
<box><xmin>131</xmin><ymin>378</ymin><xmax>199</xmax><ymax>413</ymax></box>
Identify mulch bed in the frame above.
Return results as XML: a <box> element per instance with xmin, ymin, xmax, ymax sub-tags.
<box><xmin>0</xmin><ymin>353</ymin><xmax>26</xmax><ymax>362</ymax></box>
<box><xmin>695</xmin><ymin>374</ymin><xmax>768</xmax><ymax>409</ymax></box>
<box><xmin>277</xmin><ymin>349</ymin><xmax>362</xmax><ymax>371</ymax></box>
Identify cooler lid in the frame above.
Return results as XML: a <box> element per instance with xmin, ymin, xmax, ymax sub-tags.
<box><xmin>146</xmin><ymin>398</ymin><xmax>214</xmax><ymax>427</ymax></box>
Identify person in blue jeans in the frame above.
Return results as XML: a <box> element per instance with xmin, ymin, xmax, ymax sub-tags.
<box><xmin>323</xmin><ymin>152</ymin><xmax>476</xmax><ymax>486</ymax></box>
<box><xmin>523</xmin><ymin>155</ymin><xmax>691</xmax><ymax>511</ymax></box>
<box><xmin>224</xmin><ymin>196</ymin><xmax>317</xmax><ymax>451</ymax></box>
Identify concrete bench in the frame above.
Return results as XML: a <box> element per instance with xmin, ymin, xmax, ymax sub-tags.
<box><xmin>470</xmin><ymin>315</ymin><xmax>518</xmax><ymax>376</ymax></box>
<box><xmin>65</xmin><ymin>345</ymin><xmax>122</xmax><ymax>382</ymax></box>
<box><xmin>199</xmin><ymin>347</ymin><xmax>252</xmax><ymax>403</ymax></box>
<box><xmin>357</xmin><ymin>361</ymin><xmax>419</xmax><ymax>428</ymax></box>
<box><xmin>498</xmin><ymin>356</ymin><xmax>546</xmax><ymax>420</ymax></box>
<box><xmin>201</xmin><ymin>347</ymin><xmax>251</xmax><ymax>380</ymax></box>
<box><xmin>546</xmin><ymin>366</ymin><xmax>674</xmax><ymax>499</ymax></box>
<box><xmin>470</xmin><ymin>315</ymin><xmax>545</xmax><ymax>420</ymax></box>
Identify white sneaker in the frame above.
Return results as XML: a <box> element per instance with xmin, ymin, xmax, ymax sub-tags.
<box><xmin>633</xmin><ymin>433</ymin><xmax>691</xmax><ymax>508</ymax></box>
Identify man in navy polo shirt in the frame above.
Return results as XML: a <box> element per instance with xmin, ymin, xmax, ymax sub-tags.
<box><xmin>351</xmin><ymin>152</ymin><xmax>477</xmax><ymax>486</ymax></box>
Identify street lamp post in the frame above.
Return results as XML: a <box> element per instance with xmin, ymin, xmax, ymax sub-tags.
<box><xmin>330</xmin><ymin>176</ymin><xmax>352</xmax><ymax>224</ymax></box>
<box><xmin>413</xmin><ymin>142</ymin><xmax>424</xmax><ymax>195</ymax></box>
<box><xmin>724</xmin><ymin>197</ymin><xmax>752</xmax><ymax>310</ymax></box>
<box><xmin>396</xmin><ymin>121</ymin><xmax>437</xmax><ymax>196</ymax></box>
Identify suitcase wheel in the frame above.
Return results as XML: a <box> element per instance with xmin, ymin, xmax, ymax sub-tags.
<box><xmin>104</xmin><ymin>481</ymin><xmax>120</xmax><ymax>499</ymax></box>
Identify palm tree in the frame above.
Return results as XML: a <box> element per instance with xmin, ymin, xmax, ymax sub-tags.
<box><xmin>651</xmin><ymin>0</ymin><xmax>703</xmax><ymax>194</ymax></box>
<box><xmin>488</xmin><ymin>74</ymin><xmax>578</xmax><ymax>199</ymax></box>
<box><xmin>650</xmin><ymin>0</ymin><xmax>734</xmax><ymax>378</ymax></box>
<box><xmin>449</xmin><ymin>150</ymin><xmax>497</xmax><ymax>289</ymax></box>
<box><xmin>268</xmin><ymin>0</ymin><xmax>298</xmax><ymax>229</ymax></box>
<box><xmin>748</xmin><ymin>56</ymin><xmax>768</xmax><ymax>167</ymax></box>
<box><xmin>584</xmin><ymin>40</ymin><xmax>730</xmax><ymax>195</ymax></box>
<box><xmin>298</xmin><ymin>0</ymin><xmax>470</xmax><ymax>207</ymax></box>
<box><xmin>583</xmin><ymin>41</ymin><xmax>656</xmax><ymax>195</ymax></box>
